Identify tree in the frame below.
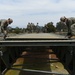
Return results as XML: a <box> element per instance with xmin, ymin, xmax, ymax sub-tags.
<box><xmin>56</xmin><ymin>22</ymin><xmax>67</xmax><ymax>32</ymax></box>
<box><xmin>44</xmin><ymin>22</ymin><xmax>56</xmax><ymax>33</ymax></box>
<box><xmin>13</xmin><ymin>27</ymin><xmax>21</xmax><ymax>34</ymax></box>
<box><xmin>26</xmin><ymin>22</ymin><xmax>36</xmax><ymax>33</ymax></box>
<box><xmin>35</xmin><ymin>24</ymin><xmax>40</xmax><ymax>33</ymax></box>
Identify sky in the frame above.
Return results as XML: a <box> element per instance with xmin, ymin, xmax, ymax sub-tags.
<box><xmin>0</xmin><ymin>0</ymin><xmax>75</xmax><ymax>28</ymax></box>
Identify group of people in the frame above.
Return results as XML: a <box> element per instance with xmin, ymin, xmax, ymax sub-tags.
<box><xmin>0</xmin><ymin>16</ymin><xmax>75</xmax><ymax>39</ymax></box>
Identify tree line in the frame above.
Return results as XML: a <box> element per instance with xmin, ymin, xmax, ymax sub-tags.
<box><xmin>8</xmin><ymin>21</ymin><xmax>67</xmax><ymax>34</ymax></box>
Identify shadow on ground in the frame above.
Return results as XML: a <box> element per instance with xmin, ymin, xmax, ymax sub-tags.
<box><xmin>19</xmin><ymin>47</ymin><xmax>52</xmax><ymax>75</ymax></box>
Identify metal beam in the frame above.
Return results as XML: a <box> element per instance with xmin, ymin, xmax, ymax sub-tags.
<box><xmin>0</xmin><ymin>40</ymin><xmax>75</xmax><ymax>46</ymax></box>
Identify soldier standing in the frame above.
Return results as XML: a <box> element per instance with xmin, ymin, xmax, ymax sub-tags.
<box><xmin>60</xmin><ymin>16</ymin><xmax>75</xmax><ymax>38</ymax></box>
<box><xmin>0</xmin><ymin>18</ymin><xmax>13</xmax><ymax>39</ymax></box>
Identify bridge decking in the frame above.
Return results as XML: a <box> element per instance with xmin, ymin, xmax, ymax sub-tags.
<box><xmin>0</xmin><ymin>33</ymin><xmax>74</xmax><ymax>75</ymax></box>
<box><xmin>6</xmin><ymin>33</ymin><xmax>65</xmax><ymax>39</ymax></box>
<box><xmin>0</xmin><ymin>33</ymin><xmax>75</xmax><ymax>46</ymax></box>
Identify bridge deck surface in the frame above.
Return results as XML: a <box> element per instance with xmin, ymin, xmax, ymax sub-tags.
<box><xmin>6</xmin><ymin>33</ymin><xmax>65</xmax><ymax>39</ymax></box>
<box><xmin>0</xmin><ymin>33</ymin><xmax>75</xmax><ymax>46</ymax></box>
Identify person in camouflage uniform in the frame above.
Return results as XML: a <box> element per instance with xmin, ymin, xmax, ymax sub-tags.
<box><xmin>60</xmin><ymin>16</ymin><xmax>75</xmax><ymax>38</ymax></box>
<box><xmin>0</xmin><ymin>18</ymin><xmax>13</xmax><ymax>39</ymax></box>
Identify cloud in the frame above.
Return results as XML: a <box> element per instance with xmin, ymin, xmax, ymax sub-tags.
<box><xmin>0</xmin><ymin>0</ymin><xmax>75</xmax><ymax>28</ymax></box>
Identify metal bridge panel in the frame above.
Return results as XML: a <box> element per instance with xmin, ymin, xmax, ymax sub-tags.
<box><xmin>0</xmin><ymin>40</ymin><xmax>75</xmax><ymax>46</ymax></box>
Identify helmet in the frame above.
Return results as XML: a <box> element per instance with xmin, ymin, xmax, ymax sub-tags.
<box><xmin>8</xmin><ymin>18</ymin><xmax>13</xmax><ymax>24</ymax></box>
<box><xmin>60</xmin><ymin>16</ymin><xmax>66</xmax><ymax>22</ymax></box>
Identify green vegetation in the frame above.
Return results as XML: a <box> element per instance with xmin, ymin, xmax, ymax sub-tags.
<box><xmin>45</xmin><ymin>22</ymin><xmax>56</xmax><ymax>33</ymax></box>
<box><xmin>50</xmin><ymin>62</ymin><xmax>69</xmax><ymax>74</ymax></box>
<box><xmin>8</xmin><ymin>21</ymin><xmax>68</xmax><ymax>34</ymax></box>
<box><xmin>56</xmin><ymin>22</ymin><xmax>67</xmax><ymax>32</ymax></box>
<box><xmin>5</xmin><ymin>58</ymin><xmax>24</xmax><ymax>75</ymax></box>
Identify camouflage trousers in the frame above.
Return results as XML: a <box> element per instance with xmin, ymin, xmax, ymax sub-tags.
<box><xmin>0</xmin><ymin>26</ymin><xmax>7</xmax><ymax>39</ymax></box>
<box><xmin>71</xmin><ymin>23</ymin><xmax>75</xmax><ymax>35</ymax></box>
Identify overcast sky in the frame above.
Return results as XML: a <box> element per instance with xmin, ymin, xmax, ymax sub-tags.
<box><xmin>0</xmin><ymin>0</ymin><xmax>75</xmax><ymax>28</ymax></box>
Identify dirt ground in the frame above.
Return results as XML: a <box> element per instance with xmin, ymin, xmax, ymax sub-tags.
<box><xmin>5</xmin><ymin>48</ymin><xmax>69</xmax><ymax>75</ymax></box>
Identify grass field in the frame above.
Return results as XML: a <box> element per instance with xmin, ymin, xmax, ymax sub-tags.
<box><xmin>5</xmin><ymin>58</ymin><xmax>24</xmax><ymax>75</ymax></box>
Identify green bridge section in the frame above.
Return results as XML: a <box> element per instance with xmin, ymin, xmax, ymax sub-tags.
<box><xmin>0</xmin><ymin>33</ymin><xmax>75</xmax><ymax>75</ymax></box>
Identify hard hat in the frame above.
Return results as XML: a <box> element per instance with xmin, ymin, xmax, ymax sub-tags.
<box><xmin>60</xmin><ymin>16</ymin><xmax>66</xmax><ymax>22</ymax></box>
<box><xmin>8</xmin><ymin>18</ymin><xmax>13</xmax><ymax>23</ymax></box>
